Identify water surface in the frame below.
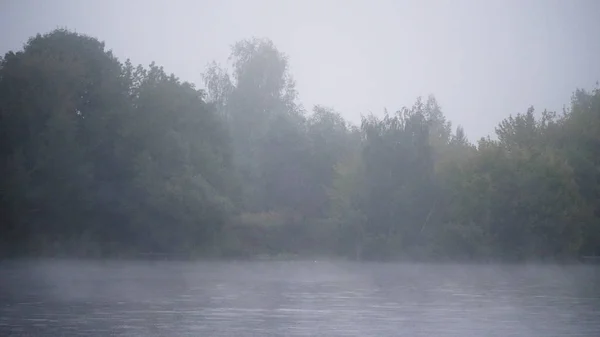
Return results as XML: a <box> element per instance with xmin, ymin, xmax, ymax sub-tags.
<box><xmin>1</xmin><ymin>259</ymin><xmax>599</xmax><ymax>336</ymax></box>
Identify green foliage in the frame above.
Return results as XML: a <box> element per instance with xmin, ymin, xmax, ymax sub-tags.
<box><xmin>1</xmin><ymin>29</ymin><xmax>599</xmax><ymax>261</ymax></box>
<box><xmin>0</xmin><ymin>30</ymin><xmax>235</xmax><ymax>257</ymax></box>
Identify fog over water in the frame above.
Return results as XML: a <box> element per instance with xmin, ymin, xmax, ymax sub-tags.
<box><xmin>1</xmin><ymin>260</ymin><xmax>599</xmax><ymax>336</ymax></box>
<box><xmin>2</xmin><ymin>1</ymin><xmax>600</xmax><ymax>336</ymax></box>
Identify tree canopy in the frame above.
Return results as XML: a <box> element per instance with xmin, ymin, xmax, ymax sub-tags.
<box><xmin>1</xmin><ymin>29</ymin><xmax>598</xmax><ymax>261</ymax></box>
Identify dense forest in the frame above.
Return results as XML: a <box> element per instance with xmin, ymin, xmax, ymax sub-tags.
<box><xmin>1</xmin><ymin>29</ymin><xmax>599</xmax><ymax>261</ymax></box>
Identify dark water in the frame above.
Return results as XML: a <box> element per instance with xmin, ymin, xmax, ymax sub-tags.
<box><xmin>1</xmin><ymin>260</ymin><xmax>599</xmax><ymax>336</ymax></box>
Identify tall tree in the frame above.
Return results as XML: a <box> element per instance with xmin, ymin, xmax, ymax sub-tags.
<box><xmin>0</xmin><ymin>29</ymin><xmax>126</xmax><ymax>254</ymax></box>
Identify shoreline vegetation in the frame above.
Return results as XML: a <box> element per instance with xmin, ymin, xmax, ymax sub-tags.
<box><xmin>1</xmin><ymin>29</ymin><xmax>599</xmax><ymax>262</ymax></box>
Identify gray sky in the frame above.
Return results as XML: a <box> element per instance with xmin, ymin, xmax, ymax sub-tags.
<box><xmin>2</xmin><ymin>0</ymin><xmax>599</xmax><ymax>140</ymax></box>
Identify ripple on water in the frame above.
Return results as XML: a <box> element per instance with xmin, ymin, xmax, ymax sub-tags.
<box><xmin>0</xmin><ymin>260</ymin><xmax>599</xmax><ymax>337</ymax></box>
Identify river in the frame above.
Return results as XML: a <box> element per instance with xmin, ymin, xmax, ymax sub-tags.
<box><xmin>1</xmin><ymin>259</ymin><xmax>599</xmax><ymax>336</ymax></box>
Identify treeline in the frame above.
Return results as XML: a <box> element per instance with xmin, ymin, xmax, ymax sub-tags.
<box><xmin>1</xmin><ymin>29</ymin><xmax>598</xmax><ymax>260</ymax></box>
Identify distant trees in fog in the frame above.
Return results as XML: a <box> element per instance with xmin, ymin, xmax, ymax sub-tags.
<box><xmin>1</xmin><ymin>29</ymin><xmax>598</xmax><ymax>260</ymax></box>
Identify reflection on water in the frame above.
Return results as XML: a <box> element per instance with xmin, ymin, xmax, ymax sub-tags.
<box><xmin>1</xmin><ymin>260</ymin><xmax>599</xmax><ymax>336</ymax></box>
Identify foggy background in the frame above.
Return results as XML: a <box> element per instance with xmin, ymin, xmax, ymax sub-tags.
<box><xmin>2</xmin><ymin>2</ymin><xmax>600</xmax><ymax>336</ymax></box>
<box><xmin>2</xmin><ymin>0</ymin><xmax>599</xmax><ymax>140</ymax></box>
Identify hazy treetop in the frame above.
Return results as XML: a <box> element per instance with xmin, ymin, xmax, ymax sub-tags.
<box><xmin>1</xmin><ymin>0</ymin><xmax>599</xmax><ymax>140</ymax></box>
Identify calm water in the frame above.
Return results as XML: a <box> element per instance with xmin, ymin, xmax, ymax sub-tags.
<box><xmin>0</xmin><ymin>259</ymin><xmax>599</xmax><ymax>336</ymax></box>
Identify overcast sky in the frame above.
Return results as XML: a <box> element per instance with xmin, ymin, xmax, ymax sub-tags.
<box><xmin>2</xmin><ymin>0</ymin><xmax>599</xmax><ymax>140</ymax></box>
